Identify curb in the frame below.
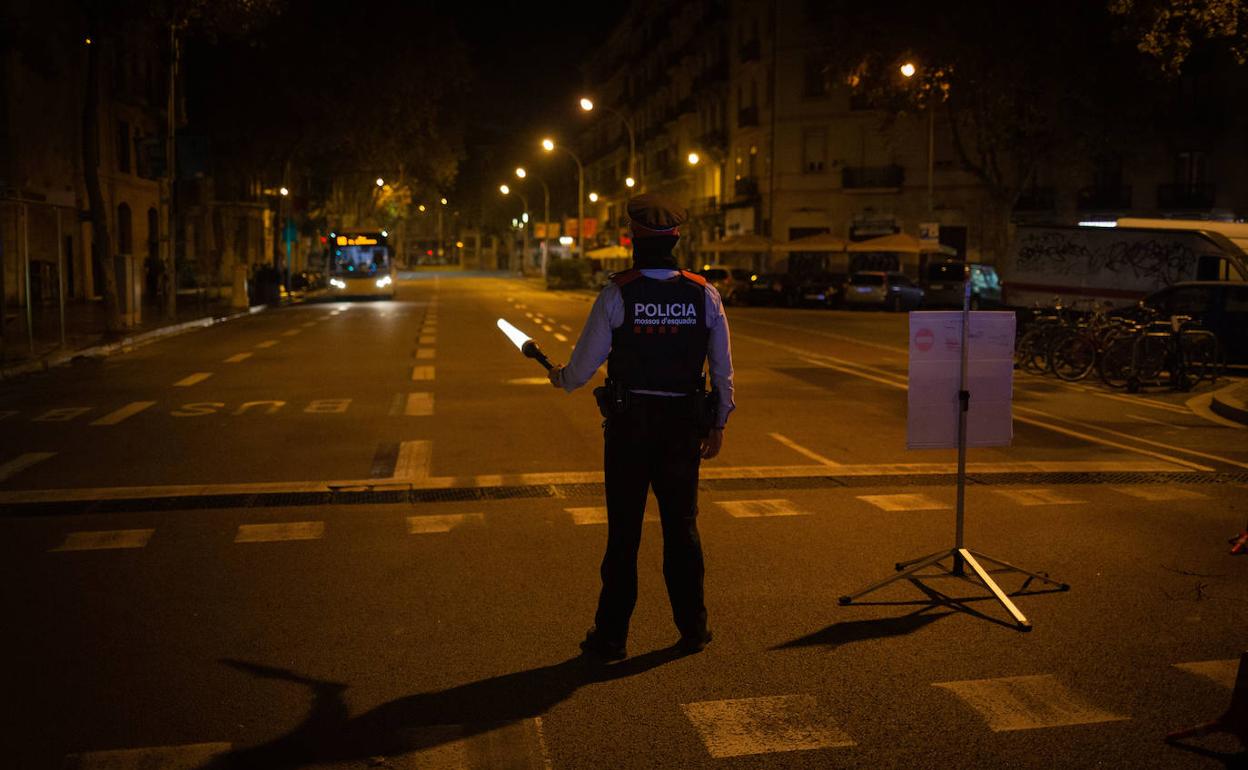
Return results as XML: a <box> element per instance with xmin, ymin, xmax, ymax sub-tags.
<box><xmin>1210</xmin><ymin>380</ymin><xmax>1248</xmax><ymax>426</ymax></box>
<box><xmin>0</xmin><ymin>304</ymin><xmax>268</xmax><ymax>382</ymax></box>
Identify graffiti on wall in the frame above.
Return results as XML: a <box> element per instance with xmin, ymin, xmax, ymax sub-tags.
<box><xmin>1015</xmin><ymin>231</ymin><xmax>1198</xmax><ymax>287</ymax></box>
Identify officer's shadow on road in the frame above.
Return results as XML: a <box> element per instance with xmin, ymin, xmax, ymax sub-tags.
<box><xmin>206</xmin><ymin>647</ymin><xmax>683</xmax><ymax>769</ymax></box>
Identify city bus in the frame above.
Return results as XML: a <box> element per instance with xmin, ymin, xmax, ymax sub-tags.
<box><xmin>327</xmin><ymin>230</ymin><xmax>396</xmax><ymax>299</ymax></box>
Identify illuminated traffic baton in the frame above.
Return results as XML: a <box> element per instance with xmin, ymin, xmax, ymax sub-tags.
<box><xmin>496</xmin><ymin>318</ymin><xmax>555</xmax><ymax>370</ymax></box>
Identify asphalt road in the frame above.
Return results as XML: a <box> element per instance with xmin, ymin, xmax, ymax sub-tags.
<box><xmin>1</xmin><ymin>272</ymin><xmax>1245</xmax><ymax>769</ymax></box>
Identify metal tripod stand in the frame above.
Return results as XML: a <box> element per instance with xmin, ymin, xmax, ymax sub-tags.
<box><xmin>837</xmin><ymin>271</ymin><xmax>1068</xmax><ymax>631</ymax></box>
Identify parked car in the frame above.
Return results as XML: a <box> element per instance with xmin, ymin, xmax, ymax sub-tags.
<box><xmin>797</xmin><ymin>271</ymin><xmax>848</xmax><ymax>308</ymax></box>
<box><xmin>922</xmin><ymin>261</ymin><xmax>1003</xmax><ymax>309</ymax></box>
<box><xmin>843</xmin><ymin>271</ymin><xmax>924</xmax><ymax>311</ymax></box>
<box><xmin>746</xmin><ymin>272</ymin><xmax>801</xmax><ymax>306</ymax></box>
<box><xmin>1136</xmin><ymin>281</ymin><xmax>1248</xmax><ymax>364</ymax></box>
<box><xmin>699</xmin><ymin>265</ymin><xmax>751</xmax><ymax>305</ymax></box>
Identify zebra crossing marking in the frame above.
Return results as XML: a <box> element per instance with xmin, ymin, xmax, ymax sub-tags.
<box><xmin>716</xmin><ymin>499</ymin><xmax>809</xmax><ymax>518</ymax></box>
<box><xmin>1174</xmin><ymin>659</ymin><xmax>1240</xmax><ymax>689</ymax></box>
<box><xmin>992</xmin><ymin>488</ymin><xmax>1087</xmax><ymax>506</ymax></box>
<box><xmin>407</xmin><ymin>513</ymin><xmax>485</xmax><ymax>534</ymax></box>
<box><xmin>50</xmin><ymin>528</ymin><xmax>154</xmax><ymax>552</ymax></box>
<box><xmin>63</xmin><ymin>742</ymin><xmax>231</xmax><ymax>769</ymax></box>
<box><xmin>933</xmin><ymin>674</ymin><xmax>1128</xmax><ymax>732</ymax></box>
<box><xmin>857</xmin><ymin>493</ymin><xmax>950</xmax><ymax>512</ymax></box>
<box><xmin>1112</xmin><ymin>486</ymin><xmax>1207</xmax><ymax>501</ymax></box>
<box><xmin>234</xmin><ymin>521</ymin><xmax>324</xmax><ymax>543</ymax></box>
<box><xmin>405</xmin><ymin>392</ymin><xmax>434</xmax><ymax>416</ymax></box>
<box><xmin>682</xmin><ymin>694</ymin><xmax>855</xmax><ymax>758</ymax></box>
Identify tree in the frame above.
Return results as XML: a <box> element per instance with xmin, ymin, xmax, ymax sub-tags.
<box><xmin>1110</xmin><ymin>0</ymin><xmax>1248</xmax><ymax>75</ymax></box>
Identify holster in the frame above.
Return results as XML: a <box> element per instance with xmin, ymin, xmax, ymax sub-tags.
<box><xmin>593</xmin><ymin>379</ymin><xmax>631</xmax><ymax>420</ymax></box>
<box><xmin>692</xmin><ymin>386</ymin><xmax>719</xmax><ymax>438</ymax></box>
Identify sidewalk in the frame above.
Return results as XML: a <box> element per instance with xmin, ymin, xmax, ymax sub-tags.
<box><xmin>0</xmin><ymin>288</ymin><xmax>251</xmax><ymax>380</ymax></box>
<box><xmin>1210</xmin><ymin>378</ymin><xmax>1248</xmax><ymax>425</ymax></box>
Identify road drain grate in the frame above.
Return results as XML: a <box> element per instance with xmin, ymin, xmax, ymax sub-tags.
<box><xmin>2</xmin><ymin>470</ymin><xmax>1245</xmax><ymax>516</ymax></box>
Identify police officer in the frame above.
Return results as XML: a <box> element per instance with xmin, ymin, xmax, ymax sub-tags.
<box><xmin>548</xmin><ymin>193</ymin><xmax>735</xmax><ymax>660</ymax></box>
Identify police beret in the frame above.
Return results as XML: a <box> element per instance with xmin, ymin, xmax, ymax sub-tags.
<box><xmin>626</xmin><ymin>193</ymin><xmax>688</xmax><ymax>237</ymax></box>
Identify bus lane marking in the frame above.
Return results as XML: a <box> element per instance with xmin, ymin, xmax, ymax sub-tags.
<box><xmin>234</xmin><ymin>521</ymin><xmax>324</xmax><ymax>543</ymax></box>
<box><xmin>405</xmin><ymin>393</ymin><xmax>434</xmax><ymax>416</ymax></box>
<box><xmin>0</xmin><ymin>452</ymin><xmax>56</xmax><ymax>482</ymax></box>
<box><xmin>406</xmin><ymin>513</ymin><xmax>485</xmax><ymax>534</ymax></box>
<box><xmin>933</xmin><ymin>675</ymin><xmax>1128</xmax><ymax>732</ymax></box>
<box><xmin>90</xmin><ymin>401</ymin><xmax>157</xmax><ymax>426</ymax></box>
<box><xmin>51</xmin><ymin>528</ymin><xmax>154</xmax><ymax>552</ymax></box>
<box><xmin>173</xmin><ymin>373</ymin><xmax>213</xmax><ymax>387</ymax></box>
<box><xmin>224</xmin><ymin>352</ymin><xmax>253</xmax><ymax>363</ymax></box>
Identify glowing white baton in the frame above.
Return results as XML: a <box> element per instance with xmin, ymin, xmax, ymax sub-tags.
<box><xmin>496</xmin><ymin>318</ymin><xmax>554</xmax><ymax>370</ymax></box>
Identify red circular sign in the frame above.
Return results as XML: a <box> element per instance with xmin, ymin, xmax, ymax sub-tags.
<box><xmin>915</xmin><ymin>327</ymin><xmax>934</xmax><ymax>352</ymax></box>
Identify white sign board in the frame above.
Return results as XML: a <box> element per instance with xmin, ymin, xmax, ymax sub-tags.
<box><xmin>907</xmin><ymin>311</ymin><xmax>1015</xmax><ymax>449</ymax></box>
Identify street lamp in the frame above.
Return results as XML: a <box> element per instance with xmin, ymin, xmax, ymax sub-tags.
<box><xmin>588</xmin><ymin>191</ymin><xmax>599</xmax><ymax>203</ymax></box>
<box><xmin>900</xmin><ymin>61</ymin><xmax>934</xmax><ymax>214</ymax></box>
<box><xmin>279</xmin><ymin>186</ymin><xmax>289</xmax><ymax>196</ymax></box>
<box><xmin>687</xmin><ymin>152</ymin><xmax>700</xmax><ymax>166</ymax></box>
<box><xmin>500</xmin><ymin>183</ymin><xmax>531</xmax><ymax>273</ymax></box>
<box><xmin>375</xmin><ymin>177</ymin><xmax>385</xmax><ymax>187</ymax></box>
<box><xmin>579</xmin><ymin>96</ymin><xmax>638</xmax><ymax>190</ymax></box>
<box><xmin>541</xmin><ymin>137</ymin><xmax>585</xmax><ymax>260</ymax></box>
<box><xmin>515</xmin><ymin>166</ymin><xmax>551</xmax><ymax>275</ymax></box>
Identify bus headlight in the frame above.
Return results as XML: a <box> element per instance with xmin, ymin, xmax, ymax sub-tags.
<box><xmin>330</xmin><ymin>278</ymin><xmax>346</xmax><ymax>289</ymax></box>
<box><xmin>375</xmin><ymin>275</ymin><xmax>392</xmax><ymax>288</ymax></box>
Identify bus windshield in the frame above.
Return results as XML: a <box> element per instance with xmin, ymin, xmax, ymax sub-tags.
<box><xmin>331</xmin><ymin>232</ymin><xmax>390</xmax><ymax>276</ymax></box>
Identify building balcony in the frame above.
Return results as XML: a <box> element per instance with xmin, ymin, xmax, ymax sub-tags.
<box><xmin>733</xmin><ymin>177</ymin><xmax>759</xmax><ymax>199</ymax></box>
<box><xmin>1158</xmin><ymin>183</ymin><xmax>1216</xmax><ymax>210</ymax></box>
<box><xmin>1014</xmin><ymin>186</ymin><xmax>1056</xmax><ymax>211</ymax></box>
<box><xmin>737</xmin><ymin>106</ymin><xmax>759</xmax><ymax>128</ymax></box>
<box><xmin>1077</xmin><ymin>185</ymin><xmax>1132</xmax><ymax>210</ymax></box>
<box><xmin>739</xmin><ymin>39</ymin><xmax>760</xmax><ymax>63</ymax></box>
<box><xmin>691</xmin><ymin>195</ymin><xmax>719</xmax><ymax>216</ymax></box>
<box><xmin>841</xmin><ymin>165</ymin><xmax>904</xmax><ymax>191</ymax></box>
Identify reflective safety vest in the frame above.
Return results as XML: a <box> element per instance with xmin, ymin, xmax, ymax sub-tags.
<box><xmin>607</xmin><ymin>269</ymin><xmax>710</xmax><ymax>393</ymax></box>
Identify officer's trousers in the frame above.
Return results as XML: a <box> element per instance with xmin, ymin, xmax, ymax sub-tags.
<box><xmin>596</xmin><ymin>394</ymin><xmax>707</xmax><ymax>643</ymax></box>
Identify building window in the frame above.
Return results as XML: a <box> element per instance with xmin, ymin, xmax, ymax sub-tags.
<box><xmin>802</xmin><ymin>129</ymin><xmax>827</xmax><ymax>173</ymax></box>
<box><xmin>117</xmin><ymin>120</ymin><xmax>131</xmax><ymax>174</ymax></box>
<box><xmin>117</xmin><ymin>203</ymin><xmax>133</xmax><ymax>255</ymax></box>
<box><xmin>803</xmin><ymin>57</ymin><xmax>828</xmax><ymax>98</ymax></box>
<box><xmin>1176</xmin><ymin>151</ymin><xmax>1206</xmax><ymax>186</ymax></box>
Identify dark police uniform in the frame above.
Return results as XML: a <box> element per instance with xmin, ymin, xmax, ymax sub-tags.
<box><xmin>551</xmin><ymin>194</ymin><xmax>735</xmax><ymax>659</ymax></box>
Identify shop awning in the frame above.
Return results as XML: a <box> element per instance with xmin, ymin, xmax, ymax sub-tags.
<box><xmin>701</xmin><ymin>233</ymin><xmax>774</xmax><ymax>253</ymax></box>
<box><xmin>772</xmin><ymin>233</ymin><xmax>848</xmax><ymax>253</ymax></box>
<box><xmin>846</xmin><ymin>233</ymin><xmax>954</xmax><ymax>255</ymax></box>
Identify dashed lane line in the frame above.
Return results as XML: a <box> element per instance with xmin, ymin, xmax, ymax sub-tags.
<box><xmin>682</xmin><ymin>695</ymin><xmax>856</xmax><ymax>758</ymax></box>
<box><xmin>769</xmin><ymin>432</ymin><xmax>840</xmax><ymax>467</ymax></box>
<box><xmin>223</xmin><ymin>352</ymin><xmax>253</xmax><ymax>363</ymax></box>
<box><xmin>419</xmin><ymin>335</ymin><xmax>437</xmax><ymax>345</ymax></box>
<box><xmin>63</xmin><ymin>742</ymin><xmax>232</xmax><ymax>769</ymax></box>
<box><xmin>1126</xmin><ymin>412</ymin><xmax>1187</xmax><ymax>429</ymax></box>
<box><xmin>554</xmin><ymin>333</ymin><xmax>568</xmax><ymax>342</ymax></box>
<box><xmin>407</xmin><ymin>513</ymin><xmax>485</xmax><ymax>533</ymax></box>
<box><xmin>933</xmin><ymin>674</ymin><xmax>1129</xmax><ymax>732</ymax></box>
<box><xmin>416</xmin><ymin>348</ymin><xmax>436</xmax><ymax>360</ymax></box>
<box><xmin>50</xmin><ymin>528</ymin><xmax>154</xmax><ymax>552</ymax></box>
<box><xmin>173</xmin><ymin>372</ymin><xmax>213</xmax><ymax>387</ymax></box>
<box><xmin>255</xmin><ymin>340</ymin><xmax>278</xmax><ymax>349</ymax></box>
<box><xmin>280</xmin><ymin>329</ymin><xmax>301</xmax><ymax>337</ymax></box>
<box><xmin>1174</xmin><ymin>659</ymin><xmax>1240</xmax><ymax>689</ymax></box>
<box><xmin>405</xmin><ymin>392</ymin><xmax>434</xmax><ymax>416</ymax></box>
<box><xmin>857</xmin><ymin>493</ymin><xmax>950</xmax><ymax>512</ymax></box>
<box><xmin>234</xmin><ymin>521</ymin><xmax>324</xmax><ymax>543</ymax></box>
<box><xmin>0</xmin><ymin>452</ymin><xmax>56</xmax><ymax>482</ymax></box>
<box><xmin>542</xmin><ymin>325</ymin><xmax>554</xmax><ymax>332</ymax></box>
<box><xmin>90</xmin><ymin>401</ymin><xmax>156</xmax><ymax>426</ymax></box>
<box><xmin>411</xmin><ymin>365</ymin><xmax>435</xmax><ymax>381</ymax></box>
<box><xmin>301</xmin><ymin>321</ymin><xmax>316</xmax><ymax>327</ymax></box>
<box><xmin>716</xmin><ymin>499</ymin><xmax>809</xmax><ymax>518</ymax></box>
<box><xmin>560</xmin><ymin>324</ymin><xmax>572</xmax><ymax>332</ymax></box>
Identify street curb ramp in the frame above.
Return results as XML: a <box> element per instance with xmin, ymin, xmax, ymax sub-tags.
<box><xmin>1210</xmin><ymin>380</ymin><xmax>1248</xmax><ymax>426</ymax></box>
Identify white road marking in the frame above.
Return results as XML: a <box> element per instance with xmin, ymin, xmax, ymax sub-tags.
<box><xmin>90</xmin><ymin>401</ymin><xmax>157</xmax><ymax>426</ymax></box>
<box><xmin>0</xmin><ymin>452</ymin><xmax>56</xmax><ymax>482</ymax></box>
<box><xmin>174</xmin><ymin>372</ymin><xmax>213</xmax><ymax>387</ymax></box>
<box><xmin>542</xmin><ymin>325</ymin><xmax>554</xmax><ymax>332</ymax></box>
<box><xmin>223</xmin><ymin>352</ymin><xmax>253</xmax><ymax>363</ymax></box>
<box><xmin>405</xmin><ymin>392</ymin><xmax>434</xmax><ymax>416</ymax></box>
<box><xmin>1125</xmin><ymin>412</ymin><xmax>1187</xmax><ymax>429</ymax></box>
<box><xmin>525</xmin><ymin>312</ymin><xmax>535</xmax><ymax>318</ymax></box>
<box><xmin>394</xmin><ymin>440</ymin><xmax>432</xmax><ymax>480</ymax></box>
<box><xmin>933</xmin><ymin>674</ymin><xmax>1128</xmax><ymax>732</ymax></box>
<box><xmin>411</xmin><ymin>365</ymin><xmax>435</xmax><ymax>381</ymax></box>
<box><xmin>301</xmin><ymin>321</ymin><xmax>316</xmax><ymax>327</ymax></box>
<box><xmin>419</xmin><ymin>334</ymin><xmax>437</xmax><ymax>345</ymax></box>
<box><xmin>565</xmin><ymin>506</ymin><xmax>657</xmax><ymax>525</ymax></box>
<box><xmin>234</xmin><ymin>521</ymin><xmax>324</xmax><ymax>543</ymax></box>
<box><xmin>992</xmin><ymin>488</ymin><xmax>1087</xmax><ymax>506</ymax></box>
<box><xmin>33</xmin><ymin>407</ymin><xmax>92</xmax><ymax>422</ymax></box>
<box><xmin>1174</xmin><ymin>659</ymin><xmax>1240</xmax><ymax>689</ymax></box>
<box><xmin>416</xmin><ymin>348</ymin><xmax>436</xmax><ymax>360</ymax></box>
<box><xmin>303</xmin><ymin>399</ymin><xmax>352</xmax><ymax>413</ymax></box>
<box><xmin>391</xmin><ymin>718</ymin><xmax>549</xmax><ymax>768</ymax></box>
<box><xmin>554</xmin><ymin>333</ymin><xmax>568</xmax><ymax>342</ymax></box>
<box><xmin>406</xmin><ymin>513</ymin><xmax>485</xmax><ymax>533</ymax></box>
<box><xmin>682</xmin><ymin>695</ymin><xmax>855</xmax><ymax>758</ymax></box>
<box><xmin>255</xmin><ymin>340</ymin><xmax>278</xmax><ymax>348</ymax></box>
<box><xmin>507</xmin><ymin>377</ymin><xmax>551</xmax><ymax>385</ymax></box>
<box><xmin>63</xmin><ymin>742</ymin><xmax>232</xmax><ymax>769</ymax></box>
<box><xmin>560</xmin><ymin>324</ymin><xmax>572</xmax><ymax>332</ymax></box>
<box><xmin>769</xmin><ymin>432</ymin><xmax>840</xmax><ymax>466</ymax></box>
<box><xmin>857</xmin><ymin>493</ymin><xmax>950</xmax><ymax>511</ymax></box>
<box><xmin>51</xmin><ymin>528</ymin><xmax>154</xmax><ymax>552</ymax></box>
<box><xmin>1112</xmin><ymin>486</ymin><xmax>1207</xmax><ymax>501</ymax></box>
<box><xmin>716</xmin><ymin>499</ymin><xmax>809</xmax><ymax>518</ymax></box>
<box><xmin>280</xmin><ymin>329</ymin><xmax>301</xmax><ymax>337</ymax></box>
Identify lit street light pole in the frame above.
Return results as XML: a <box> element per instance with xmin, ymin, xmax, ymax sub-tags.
<box><xmin>500</xmin><ymin>184</ymin><xmax>530</xmax><ymax>273</ymax></box>
<box><xmin>514</xmin><ymin>166</ymin><xmax>551</xmax><ymax>276</ymax></box>
<box><xmin>580</xmin><ymin>97</ymin><xmax>637</xmax><ymax>189</ymax></box>
<box><xmin>541</xmin><ymin>138</ymin><xmax>584</xmax><ymax>260</ymax></box>
<box><xmin>900</xmin><ymin>62</ymin><xmax>934</xmax><ymax>214</ymax></box>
